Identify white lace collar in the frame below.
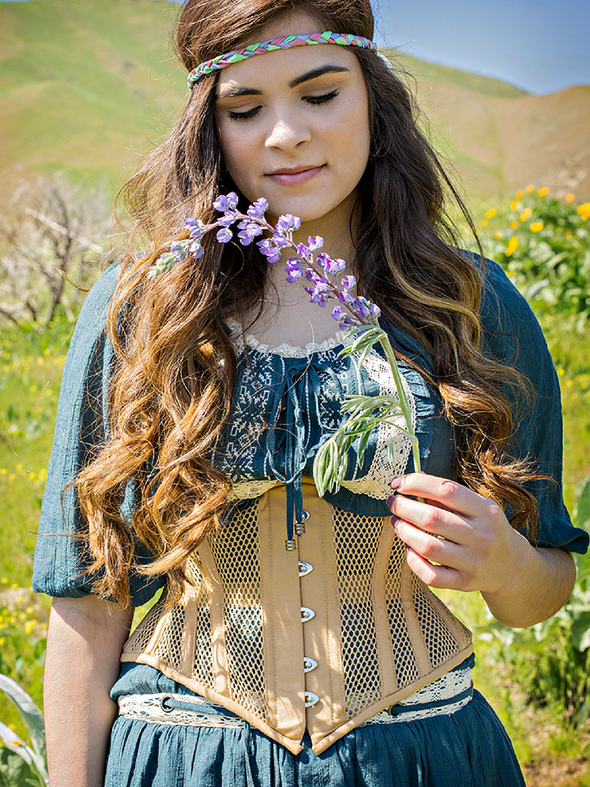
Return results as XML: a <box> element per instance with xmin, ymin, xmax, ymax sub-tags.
<box><xmin>225</xmin><ymin>318</ymin><xmax>348</xmax><ymax>359</ymax></box>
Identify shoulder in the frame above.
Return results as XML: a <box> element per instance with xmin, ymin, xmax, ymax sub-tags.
<box><xmin>466</xmin><ymin>254</ymin><xmax>549</xmax><ymax>370</ymax></box>
<box><xmin>73</xmin><ymin>261</ymin><xmax>120</xmax><ymax>340</ymax></box>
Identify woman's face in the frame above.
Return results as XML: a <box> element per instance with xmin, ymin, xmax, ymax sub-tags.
<box><xmin>214</xmin><ymin>11</ymin><xmax>371</xmax><ymax>229</ymax></box>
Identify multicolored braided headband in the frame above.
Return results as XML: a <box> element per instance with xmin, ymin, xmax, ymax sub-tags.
<box><xmin>187</xmin><ymin>31</ymin><xmax>378</xmax><ymax>89</ymax></box>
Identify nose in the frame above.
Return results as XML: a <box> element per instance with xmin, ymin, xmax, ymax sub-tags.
<box><xmin>265</xmin><ymin>109</ymin><xmax>311</xmax><ymax>153</ymax></box>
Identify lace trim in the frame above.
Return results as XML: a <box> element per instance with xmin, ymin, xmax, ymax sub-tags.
<box><xmin>118</xmin><ymin>693</ymin><xmax>246</xmax><ymax>729</ymax></box>
<box><xmin>117</xmin><ymin>664</ymin><xmax>473</xmax><ymax>730</ymax></box>
<box><xmin>227</xmin><ymin>478</ymin><xmax>278</xmax><ymax>502</ymax></box>
<box><xmin>340</xmin><ymin>350</ymin><xmax>415</xmax><ymax>499</ymax></box>
<box><xmin>226</xmin><ymin>318</ymin><xmax>348</xmax><ymax>358</ymax></box>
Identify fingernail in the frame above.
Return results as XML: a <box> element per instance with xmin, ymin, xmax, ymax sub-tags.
<box><xmin>390</xmin><ymin>477</ymin><xmax>402</xmax><ymax>490</ymax></box>
<box><xmin>391</xmin><ymin>516</ymin><xmax>399</xmax><ymax>532</ymax></box>
<box><xmin>386</xmin><ymin>495</ymin><xmax>396</xmax><ymax>509</ymax></box>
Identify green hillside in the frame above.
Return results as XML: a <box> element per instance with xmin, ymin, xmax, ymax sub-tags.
<box><xmin>0</xmin><ymin>0</ymin><xmax>589</xmax><ymax>203</ymax></box>
<box><xmin>0</xmin><ymin>0</ymin><xmax>186</xmax><ymax>195</ymax></box>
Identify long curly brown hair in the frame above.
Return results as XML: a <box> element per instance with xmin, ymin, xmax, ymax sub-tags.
<box><xmin>75</xmin><ymin>0</ymin><xmax>540</xmax><ymax>607</ymax></box>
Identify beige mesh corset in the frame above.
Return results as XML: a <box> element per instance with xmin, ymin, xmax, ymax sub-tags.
<box><xmin>122</xmin><ymin>481</ymin><xmax>473</xmax><ymax>755</ymax></box>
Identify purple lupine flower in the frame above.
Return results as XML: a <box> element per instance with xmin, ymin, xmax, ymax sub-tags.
<box><xmin>217</xmin><ymin>214</ymin><xmax>235</xmax><ymax>227</ymax></box>
<box><xmin>185</xmin><ymin>218</ymin><xmax>206</xmax><ymax>239</ymax></box>
<box><xmin>327</xmin><ymin>257</ymin><xmax>346</xmax><ymax>274</ymax></box>
<box><xmin>190</xmin><ymin>240</ymin><xmax>205</xmax><ymax>259</ymax></box>
<box><xmin>304</xmin><ymin>286</ymin><xmax>330</xmax><ymax>307</ymax></box>
<box><xmin>216</xmin><ymin>227</ymin><xmax>233</xmax><ymax>243</ymax></box>
<box><xmin>247</xmin><ymin>198</ymin><xmax>269</xmax><ymax>219</ymax></box>
<box><xmin>297</xmin><ymin>242</ymin><xmax>314</xmax><ymax>260</ymax></box>
<box><xmin>213</xmin><ymin>192</ymin><xmax>239</xmax><ymax>212</ymax></box>
<box><xmin>340</xmin><ymin>274</ymin><xmax>356</xmax><ymax>291</ymax></box>
<box><xmin>170</xmin><ymin>241</ymin><xmax>188</xmax><ymax>261</ymax></box>
<box><xmin>331</xmin><ymin>305</ymin><xmax>354</xmax><ymax>328</ymax></box>
<box><xmin>237</xmin><ymin>221</ymin><xmax>263</xmax><ymax>246</ymax></box>
<box><xmin>271</xmin><ymin>233</ymin><xmax>290</xmax><ymax>249</ymax></box>
<box><xmin>285</xmin><ymin>258</ymin><xmax>304</xmax><ymax>282</ymax></box>
<box><xmin>308</xmin><ymin>236</ymin><xmax>324</xmax><ymax>251</ymax></box>
<box><xmin>257</xmin><ymin>238</ymin><xmax>282</xmax><ymax>264</ymax></box>
<box><xmin>276</xmin><ymin>214</ymin><xmax>302</xmax><ymax>234</ymax></box>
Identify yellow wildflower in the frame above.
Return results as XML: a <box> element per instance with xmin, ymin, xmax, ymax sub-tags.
<box><xmin>505</xmin><ymin>237</ymin><xmax>519</xmax><ymax>257</ymax></box>
<box><xmin>43</xmin><ymin>348</ymin><xmax>51</xmax><ymax>356</ymax></box>
<box><xmin>510</xmin><ymin>221</ymin><xmax>519</xmax><ymax>229</ymax></box>
<box><xmin>15</xmin><ymin>463</ymin><xmax>23</xmax><ymax>472</ymax></box>
<box><xmin>576</xmin><ymin>202</ymin><xmax>590</xmax><ymax>220</ymax></box>
<box><xmin>24</xmin><ymin>620</ymin><xmax>37</xmax><ymax>636</ymax></box>
<box><xmin>509</xmin><ymin>200</ymin><xmax>520</xmax><ymax>211</ymax></box>
<box><xmin>0</xmin><ymin>468</ymin><xmax>7</xmax><ymax>475</ymax></box>
<box><xmin>530</xmin><ymin>221</ymin><xmax>544</xmax><ymax>233</ymax></box>
<box><xmin>494</xmin><ymin>231</ymin><xmax>503</xmax><ymax>239</ymax></box>
<box><xmin>557</xmin><ymin>368</ymin><xmax>566</xmax><ymax>377</ymax></box>
<box><xmin>520</xmin><ymin>207</ymin><xmax>533</xmax><ymax>221</ymax></box>
<box><xmin>516</xmin><ymin>189</ymin><xmax>524</xmax><ymax>199</ymax></box>
<box><xmin>538</xmin><ymin>187</ymin><xmax>548</xmax><ymax>196</ymax></box>
<box><xmin>566</xmin><ymin>193</ymin><xmax>575</xmax><ymax>202</ymax></box>
<box><xmin>481</xmin><ymin>219</ymin><xmax>488</xmax><ymax>228</ymax></box>
<box><xmin>565</xmin><ymin>230</ymin><xmax>573</xmax><ymax>238</ymax></box>
<box><xmin>484</xmin><ymin>208</ymin><xmax>497</xmax><ymax>219</ymax></box>
<box><xmin>526</xmin><ymin>184</ymin><xmax>535</xmax><ymax>192</ymax></box>
<box><xmin>29</xmin><ymin>384</ymin><xmax>37</xmax><ymax>393</ymax></box>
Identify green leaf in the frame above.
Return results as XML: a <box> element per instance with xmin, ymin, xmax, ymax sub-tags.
<box><xmin>573</xmin><ymin>478</ymin><xmax>590</xmax><ymax>530</ymax></box>
<box><xmin>0</xmin><ymin>725</ymin><xmax>46</xmax><ymax>786</ymax></box>
<box><xmin>0</xmin><ymin>675</ymin><xmax>45</xmax><ymax>763</ymax></box>
<box><xmin>0</xmin><ymin>747</ymin><xmax>43</xmax><ymax>787</ymax></box>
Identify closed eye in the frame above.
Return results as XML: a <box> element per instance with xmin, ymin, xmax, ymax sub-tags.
<box><xmin>228</xmin><ymin>105</ymin><xmax>262</xmax><ymax>120</ymax></box>
<box><xmin>305</xmin><ymin>89</ymin><xmax>339</xmax><ymax>105</ymax></box>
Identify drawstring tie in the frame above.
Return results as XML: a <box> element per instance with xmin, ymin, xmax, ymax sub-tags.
<box><xmin>266</xmin><ymin>366</ymin><xmax>319</xmax><ymax>550</ymax></box>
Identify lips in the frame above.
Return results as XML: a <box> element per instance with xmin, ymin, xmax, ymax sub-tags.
<box><xmin>267</xmin><ymin>165</ymin><xmax>324</xmax><ymax>186</ymax></box>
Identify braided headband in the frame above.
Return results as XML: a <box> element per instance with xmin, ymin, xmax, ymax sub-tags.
<box><xmin>188</xmin><ymin>31</ymin><xmax>378</xmax><ymax>89</ymax></box>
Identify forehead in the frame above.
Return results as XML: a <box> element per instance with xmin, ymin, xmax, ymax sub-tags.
<box><xmin>215</xmin><ymin>42</ymin><xmax>361</xmax><ymax>94</ymax></box>
<box><xmin>215</xmin><ymin>10</ymin><xmax>363</xmax><ymax>93</ymax></box>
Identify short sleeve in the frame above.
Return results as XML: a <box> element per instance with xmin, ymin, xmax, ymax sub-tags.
<box><xmin>479</xmin><ymin>259</ymin><xmax>588</xmax><ymax>554</ymax></box>
<box><xmin>32</xmin><ymin>264</ymin><xmax>166</xmax><ymax>605</ymax></box>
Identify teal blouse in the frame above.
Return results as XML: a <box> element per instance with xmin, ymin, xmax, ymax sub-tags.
<box><xmin>32</xmin><ymin>258</ymin><xmax>588</xmax><ymax>606</ymax></box>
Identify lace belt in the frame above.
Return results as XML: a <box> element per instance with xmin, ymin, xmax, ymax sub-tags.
<box><xmin>117</xmin><ymin>662</ymin><xmax>473</xmax><ymax>729</ymax></box>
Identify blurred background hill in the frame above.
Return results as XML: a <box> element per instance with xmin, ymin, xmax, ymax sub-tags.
<box><xmin>0</xmin><ymin>0</ymin><xmax>589</xmax><ymax>206</ymax></box>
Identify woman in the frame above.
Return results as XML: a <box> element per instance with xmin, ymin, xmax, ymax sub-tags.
<box><xmin>33</xmin><ymin>0</ymin><xmax>588</xmax><ymax>785</ymax></box>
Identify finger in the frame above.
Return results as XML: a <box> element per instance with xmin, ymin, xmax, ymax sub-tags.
<box><xmin>390</xmin><ymin>495</ymin><xmax>475</xmax><ymax>544</ymax></box>
<box><xmin>390</xmin><ymin>473</ymin><xmax>500</xmax><ymax>521</ymax></box>
<box><xmin>405</xmin><ymin>547</ymin><xmax>465</xmax><ymax>590</ymax></box>
<box><xmin>394</xmin><ymin>517</ymin><xmax>464</xmax><ymax>566</ymax></box>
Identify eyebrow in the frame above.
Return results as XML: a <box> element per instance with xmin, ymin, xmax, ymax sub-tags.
<box><xmin>216</xmin><ymin>64</ymin><xmax>350</xmax><ymax>100</ymax></box>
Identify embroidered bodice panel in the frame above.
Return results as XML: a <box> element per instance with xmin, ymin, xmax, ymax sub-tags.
<box><xmin>217</xmin><ymin>322</ymin><xmax>423</xmax><ymax>515</ymax></box>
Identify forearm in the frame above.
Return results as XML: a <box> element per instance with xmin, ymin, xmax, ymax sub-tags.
<box><xmin>44</xmin><ymin>595</ymin><xmax>133</xmax><ymax>787</ymax></box>
<box><xmin>481</xmin><ymin>536</ymin><xmax>576</xmax><ymax>628</ymax></box>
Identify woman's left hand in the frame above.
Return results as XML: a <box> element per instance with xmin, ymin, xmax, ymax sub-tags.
<box><xmin>387</xmin><ymin>473</ymin><xmax>576</xmax><ymax>627</ymax></box>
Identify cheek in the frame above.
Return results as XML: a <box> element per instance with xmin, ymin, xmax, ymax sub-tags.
<box><xmin>218</xmin><ymin>127</ymin><xmax>256</xmax><ymax>190</ymax></box>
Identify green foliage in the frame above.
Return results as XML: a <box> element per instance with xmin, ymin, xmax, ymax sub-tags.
<box><xmin>0</xmin><ymin>674</ymin><xmax>47</xmax><ymax>786</ymax></box>
<box><xmin>479</xmin><ymin>188</ymin><xmax>590</xmax><ymax>323</ymax></box>
<box><xmin>477</xmin><ymin>479</ymin><xmax>590</xmax><ymax>730</ymax></box>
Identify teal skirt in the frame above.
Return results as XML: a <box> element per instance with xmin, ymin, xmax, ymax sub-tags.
<box><xmin>105</xmin><ymin>686</ymin><xmax>525</xmax><ymax>786</ymax></box>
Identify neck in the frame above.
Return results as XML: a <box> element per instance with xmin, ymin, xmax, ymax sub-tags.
<box><xmin>267</xmin><ymin>189</ymin><xmax>359</xmax><ymax>283</ymax></box>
